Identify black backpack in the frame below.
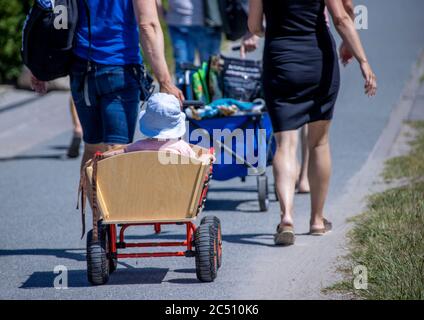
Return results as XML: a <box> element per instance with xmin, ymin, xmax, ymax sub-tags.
<box><xmin>21</xmin><ymin>0</ymin><xmax>90</xmax><ymax>81</ymax></box>
<box><xmin>218</xmin><ymin>0</ymin><xmax>248</xmax><ymax>41</ymax></box>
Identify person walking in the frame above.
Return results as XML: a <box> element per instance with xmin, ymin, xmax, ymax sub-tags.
<box><xmin>294</xmin><ymin>0</ymin><xmax>357</xmax><ymax>195</ymax></box>
<box><xmin>241</xmin><ymin>0</ymin><xmax>357</xmax><ymax>196</ymax></box>
<box><xmin>31</xmin><ymin>0</ymin><xmax>183</xmax><ymax>171</ymax></box>
<box><xmin>156</xmin><ymin>0</ymin><xmax>222</xmax><ymax>82</ymax></box>
<box><xmin>67</xmin><ymin>98</ymin><xmax>83</xmax><ymax>158</ymax></box>
<box><xmin>247</xmin><ymin>0</ymin><xmax>377</xmax><ymax>245</ymax></box>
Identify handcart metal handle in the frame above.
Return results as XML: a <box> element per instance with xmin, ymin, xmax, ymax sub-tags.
<box><xmin>182</xmin><ymin>100</ymin><xmax>205</xmax><ymax>109</ymax></box>
<box><xmin>178</xmin><ymin>62</ymin><xmax>201</xmax><ymax>71</ymax></box>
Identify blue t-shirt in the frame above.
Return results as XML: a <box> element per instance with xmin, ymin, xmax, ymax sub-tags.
<box><xmin>74</xmin><ymin>0</ymin><xmax>142</xmax><ymax>65</ymax></box>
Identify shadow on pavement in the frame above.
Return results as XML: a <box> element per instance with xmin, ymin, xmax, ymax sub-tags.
<box><xmin>208</xmin><ymin>187</ymin><xmax>258</xmax><ymax>193</ymax></box>
<box><xmin>204</xmin><ymin>199</ymin><xmax>263</xmax><ymax>213</ymax></box>
<box><xmin>125</xmin><ymin>230</ymin><xmax>303</xmax><ymax>248</ymax></box>
<box><xmin>0</xmin><ymin>95</ymin><xmax>45</xmax><ymax>114</ymax></box>
<box><xmin>49</xmin><ymin>145</ymin><xmax>70</xmax><ymax>151</ymax></box>
<box><xmin>223</xmin><ymin>233</ymin><xmax>277</xmax><ymax>247</ymax></box>
<box><xmin>0</xmin><ymin>154</ymin><xmax>66</xmax><ymax>162</ymax></box>
<box><xmin>173</xmin><ymin>268</ymin><xmax>196</xmax><ymax>274</ymax></box>
<box><xmin>20</xmin><ymin>268</ymin><xmax>169</xmax><ymax>288</ymax></box>
<box><xmin>0</xmin><ymin>248</ymin><xmax>86</xmax><ymax>261</ymax></box>
<box><xmin>165</xmin><ymin>269</ymin><xmax>202</xmax><ymax>285</ymax></box>
<box><xmin>166</xmin><ymin>278</ymin><xmax>200</xmax><ymax>285</ymax></box>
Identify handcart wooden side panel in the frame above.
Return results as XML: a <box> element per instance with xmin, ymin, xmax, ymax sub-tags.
<box><xmin>86</xmin><ymin>150</ymin><xmax>211</xmax><ymax>224</ymax></box>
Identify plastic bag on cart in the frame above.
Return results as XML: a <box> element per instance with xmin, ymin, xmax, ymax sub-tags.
<box><xmin>220</xmin><ymin>55</ymin><xmax>262</xmax><ymax>102</ymax></box>
<box><xmin>186</xmin><ymin>55</ymin><xmax>262</xmax><ymax>106</ymax></box>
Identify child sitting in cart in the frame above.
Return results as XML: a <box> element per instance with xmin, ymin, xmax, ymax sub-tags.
<box><xmin>102</xmin><ymin>93</ymin><xmax>213</xmax><ymax>163</ymax></box>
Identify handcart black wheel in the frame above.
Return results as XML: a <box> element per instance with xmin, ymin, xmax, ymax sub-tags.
<box><xmin>95</xmin><ymin>223</ymin><xmax>117</xmax><ymax>274</ymax></box>
<box><xmin>257</xmin><ymin>174</ymin><xmax>269</xmax><ymax>212</ymax></box>
<box><xmin>194</xmin><ymin>224</ymin><xmax>218</xmax><ymax>282</ymax></box>
<box><xmin>86</xmin><ymin>226</ymin><xmax>110</xmax><ymax>285</ymax></box>
<box><xmin>200</xmin><ymin>216</ymin><xmax>222</xmax><ymax>269</ymax></box>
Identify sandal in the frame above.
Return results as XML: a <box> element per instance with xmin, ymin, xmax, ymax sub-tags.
<box><xmin>274</xmin><ymin>224</ymin><xmax>295</xmax><ymax>246</ymax></box>
<box><xmin>309</xmin><ymin>218</ymin><xmax>332</xmax><ymax>236</ymax></box>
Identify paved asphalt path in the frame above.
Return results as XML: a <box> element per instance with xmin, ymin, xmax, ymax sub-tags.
<box><xmin>1</xmin><ymin>0</ymin><xmax>424</xmax><ymax>300</ymax></box>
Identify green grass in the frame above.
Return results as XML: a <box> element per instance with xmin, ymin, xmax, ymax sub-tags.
<box><xmin>327</xmin><ymin>121</ymin><xmax>424</xmax><ymax>300</ymax></box>
<box><xmin>383</xmin><ymin>121</ymin><xmax>424</xmax><ymax>182</ymax></box>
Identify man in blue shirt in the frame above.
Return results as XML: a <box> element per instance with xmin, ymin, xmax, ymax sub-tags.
<box><xmin>32</xmin><ymin>0</ymin><xmax>183</xmax><ymax>168</ymax></box>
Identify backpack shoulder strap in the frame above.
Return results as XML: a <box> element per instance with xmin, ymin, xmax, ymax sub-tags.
<box><xmin>80</xmin><ymin>0</ymin><xmax>92</xmax><ymax>63</ymax></box>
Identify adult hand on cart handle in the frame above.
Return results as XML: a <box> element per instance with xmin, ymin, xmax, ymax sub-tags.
<box><xmin>160</xmin><ymin>80</ymin><xmax>185</xmax><ymax>105</ymax></box>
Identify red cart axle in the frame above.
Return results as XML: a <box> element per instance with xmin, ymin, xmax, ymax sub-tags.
<box><xmin>108</xmin><ymin>221</ymin><xmax>197</xmax><ymax>259</ymax></box>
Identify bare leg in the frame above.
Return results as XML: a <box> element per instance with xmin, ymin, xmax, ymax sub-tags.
<box><xmin>307</xmin><ymin>120</ymin><xmax>332</xmax><ymax>230</ymax></box>
<box><xmin>273</xmin><ymin>130</ymin><xmax>299</xmax><ymax>228</ymax></box>
<box><xmin>298</xmin><ymin>125</ymin><xmax>310</xmax><ymax>193</ymax></box>
<box><xmin>68</xmin><ymin>98</ymin><xmax>83</xmax><ymax>158</ymax></box>
<box><xmin>70</xmin><ymin>98</ymin><xmax>82</xmax><ymax>137</ymax></box>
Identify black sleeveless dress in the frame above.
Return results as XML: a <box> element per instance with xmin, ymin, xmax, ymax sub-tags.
<box><xmin>262</xmin><ymin>0</ymin><xmax>340</xmax><ymax>132</ymax></box>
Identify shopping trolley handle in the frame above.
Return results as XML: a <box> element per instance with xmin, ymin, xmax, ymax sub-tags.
<box><xmin>182</xmin><ymin>100</ymin><xmax>205</xmax><ymax>109</ymax></box>
<box><xmin>178</xmin><ymin>62</ymin><xmax>201</xmax><ymax>72</ymax></box>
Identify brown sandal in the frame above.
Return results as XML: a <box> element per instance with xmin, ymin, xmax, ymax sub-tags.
<box><xmin>274</xmin><ymin>224</ymin><xmax>295</xmax><ymax>246</ymax></box>
<box><xmin>309</xmin><ymin>218</ymin><xmax>332</xmax><ymax>236</ymax></box>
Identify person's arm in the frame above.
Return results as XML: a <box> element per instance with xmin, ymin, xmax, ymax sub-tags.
<box><xmin>342</xmin><ymin>0</ymin><xmax>355</xmax><ymax>20</ymax></box>
<box><xmin>247</xmin><ymin>0</ymin><xmax>264</xmax><ymax>37</ymax></box>
<box><xmin>240</xmin><ymin>0</ymin><xmax>261</xmax><ymax>57</ymax></box>
<box><xmin>339</xmin><ymin>0</ymin><xmax>355</xmax><ymax>65</ymax></box>
<box><xmin>132</xmin><ymin>0</ymin><xmax>184</xmax><ymax>101</ymax></box>
<box><xmin>325</xmin><ymin>0</ymin><xmax>377</xmax><ymax>96</ymax></box>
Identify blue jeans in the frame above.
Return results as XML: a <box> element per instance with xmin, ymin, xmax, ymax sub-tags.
<box><xmin>168</xmin><ymin>26</ymin><xmax>221</xmax><ymax>83</ymax></box>
<box><xmin>70</xmin><ymin>57</ymin><xmax>145</xmax><ymax>145</ymax></box>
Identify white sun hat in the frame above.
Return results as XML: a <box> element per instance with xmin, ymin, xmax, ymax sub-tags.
<box><xmin>139</xmin><ymin>93</ymin><xmax>186</xmax><ymax>139</ymax></box>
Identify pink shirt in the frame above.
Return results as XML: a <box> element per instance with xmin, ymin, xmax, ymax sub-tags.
<box><xmin>124</xmin><ymin>139</ymin><xmax>197</xmax><ymax>158</ymax></box>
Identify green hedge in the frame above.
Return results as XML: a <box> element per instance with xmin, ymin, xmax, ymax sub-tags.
<box><xmin>0</xmin><ymin>0</ymin><xmax>32</xmax><ymax>83</ymax></box>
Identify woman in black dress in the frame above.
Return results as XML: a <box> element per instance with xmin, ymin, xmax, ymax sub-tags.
<box><xmin>248</xmin><ymin>0</ymin><xmax>377</xmax><ymax>245</ymax></box>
